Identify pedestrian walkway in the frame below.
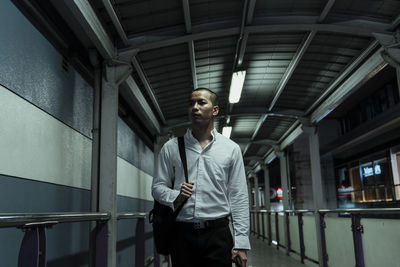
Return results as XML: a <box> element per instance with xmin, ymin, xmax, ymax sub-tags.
<box><xmin>247</xmin><ymin>235</ymin><xmax>317</xmax><ymax>267</ymax></box>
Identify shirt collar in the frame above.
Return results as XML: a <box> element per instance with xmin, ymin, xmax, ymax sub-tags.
<box><xmin>185</xmin><ymin>128</ymin><xmax>218</xmax><ymax>144</ymax></box>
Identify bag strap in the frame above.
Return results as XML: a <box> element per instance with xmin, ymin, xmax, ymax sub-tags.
<box><xmin>173</xmin><ymin>136</ymin><xmax>189</xmax><ymax>217</ymax></box>
<box><xmin>178</xmin><ymin>136</ymin><xmax>189</xmax><ymax>183</ymax></box>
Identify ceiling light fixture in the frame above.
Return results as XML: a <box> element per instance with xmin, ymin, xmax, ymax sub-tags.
<box><xmin>228</xmin><ymin>70</ymin><xmax>246</xmax><ymax>104</ymax></box>
<box><xmin>222</xmin><ymin>126</ymin><xmax>232</xmax><ymax>139</ymax></box>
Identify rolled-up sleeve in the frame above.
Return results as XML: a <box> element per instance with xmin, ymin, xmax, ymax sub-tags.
<box><xmin>228</xmin><ymin>145</ymin><xmax>251</xmax><ymax>250</ymax></box>
<box><xmin>152</xmin><ymin>145</ymin><xmax>180</xmax><ymax>210</ymax></box>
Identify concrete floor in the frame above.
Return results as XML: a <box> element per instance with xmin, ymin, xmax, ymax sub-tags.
<box><xmin>246</xmin><ymin>234</ymin><xmax>319</xmax><ymax>267</ymax></box>
<box><xmin>156</xmin><ymin>234</ymin><xmax>318</xmax><ymax>267</ymax></box>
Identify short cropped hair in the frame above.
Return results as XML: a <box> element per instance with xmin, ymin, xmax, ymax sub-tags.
<box><xmin>192</xmin><ymin>87</ymin><xmax>218</xmax><ymax>106</ymax></box>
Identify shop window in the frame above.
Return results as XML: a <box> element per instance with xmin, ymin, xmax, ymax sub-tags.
<box><xmin>336</xmin><ymin>153</ymin><xmax>395</xmax><ymax>208</ymax></box>
<box><xmin>339</xmin><ymin>77</ymin><xmax>399</xmax><ymax>135</ymax></box>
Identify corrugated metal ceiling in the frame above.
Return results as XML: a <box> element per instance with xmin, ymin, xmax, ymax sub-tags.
<box><xmin>41</xmin><ymin>0</ymin><xmax>400</xmax><ymax>169</ymax></box>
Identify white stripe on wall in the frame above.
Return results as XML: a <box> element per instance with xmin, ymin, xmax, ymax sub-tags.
<box><xmin>117</xmin><ymin>157</ymin><xmax>153</xmax><ymax>201</ymax></box>
<box><xmin>0</xmin><ymin>84</ymin><xmax>154</xmax><ymax>201</ymax></box>
<box><xmin>0</xmin><ymin>84</ymin><xmax>92</xmax><ymax>189</ymax></box>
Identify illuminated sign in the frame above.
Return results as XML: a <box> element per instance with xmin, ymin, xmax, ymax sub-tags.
<box><xmin>361</xmin><ymin>163</ymin><xmax>382</xmax><ymax>178</ymax></box>
<box><xmin>374</xmin><ymin>164</ymin><xmax>381</xmax><ymax>175</ymax></box>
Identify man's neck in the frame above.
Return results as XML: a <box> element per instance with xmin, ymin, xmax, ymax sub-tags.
<box><xmin>191</xmin><ymin>123</ymin><xmax>214</xmax><ymax>148</ymax></box>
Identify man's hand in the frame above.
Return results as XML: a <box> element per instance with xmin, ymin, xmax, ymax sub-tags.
<box><xmin>174</xmin><ymin>182</ymin><xmax>194</xmax><ymax>206</ymax></box>
<box><xmin>232</xmin><ymin>249</ymin><xmax>247</xmax><ymax>267</ymax></box>
<box><xmin>180</xmin><ymin>182</ymin><xmax>194</xmax><ymax>198</ymax></box>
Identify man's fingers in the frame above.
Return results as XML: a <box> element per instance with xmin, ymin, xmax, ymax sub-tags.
<box><xmin>180</xmin><ymin>182</ymin><xmax>194</xmax><ymax>198</ymax></box>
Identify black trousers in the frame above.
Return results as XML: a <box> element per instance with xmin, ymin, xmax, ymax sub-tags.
<box><xmin>170</xmin><ymin>219</ymin><xmax>233</xmax><ymax>267</ymax></box>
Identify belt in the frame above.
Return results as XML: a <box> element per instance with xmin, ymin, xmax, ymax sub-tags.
<box><xmin>176</xmin><ymin>217</ymin><xmax>229</xmax><ymax>230</ymax></box>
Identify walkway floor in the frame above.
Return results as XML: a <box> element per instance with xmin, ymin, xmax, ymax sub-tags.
<box><xmin>247</xmin><ymin>234</ymin><xmax>315</xmax><ymax>267</ymax></box>
<box><xmin>157</xmin><ymin>234</ymin><xmax>317</xmax><ymax>267</ymax></box>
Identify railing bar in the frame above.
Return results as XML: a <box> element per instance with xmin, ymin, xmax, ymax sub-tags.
<box><xmin>0</xmin><ymin>212</ymin><xmax>110</xmax><ymax>228</ymax></box>
<box><xmin>256</xmin><ymin>208</ymin><xmax>400</xmax><ymax>214</ymax></box>
<box><xmin>117</xmin><ymin>212</ymin><xmax>147</xmax><ymax>219</ymax></box>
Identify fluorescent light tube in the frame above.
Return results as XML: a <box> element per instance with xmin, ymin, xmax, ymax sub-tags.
<box><xmin>222</xmin><ymin>126</ymin><xmax>232</xmax><ymax>139</ymax></box>
<box><xmin>229</xmin><ymin>70</ymin><xmax>246</xmax><ymax>104</ymax></box>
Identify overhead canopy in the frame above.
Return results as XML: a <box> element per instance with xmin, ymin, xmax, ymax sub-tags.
<box><xmin>21</xmin><ymin>0</ymin><xmax>398</xmax><ymax>169</ymax></box>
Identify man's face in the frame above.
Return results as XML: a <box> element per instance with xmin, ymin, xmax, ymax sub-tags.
<box><xmin>188</xmin><ymin>90</ymin><xmax>219</xmax><ymax>125</ymax></box>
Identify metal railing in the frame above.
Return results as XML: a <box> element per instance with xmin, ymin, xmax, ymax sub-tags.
<box><xmin>250</xmin><ymin>208</ymin><xmax>400</xmax><ymax>267</ymax></box>
<box><xmin>0</xmin><ymin>212</ymin><xmax>148</xmax><ymax>267</ymax></box>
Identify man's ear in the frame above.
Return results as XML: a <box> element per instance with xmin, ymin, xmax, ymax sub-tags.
<box><xmin>213</xmin><ymin>105</ymin><xmax>219</xmax><ymax>116</ymax></box>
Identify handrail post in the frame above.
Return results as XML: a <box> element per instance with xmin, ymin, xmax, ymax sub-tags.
<box><xmin>261</xmin><ymin>212</ymin><xmax>266</xmax><ymax>240</ymax></box>
<box><xmin>257</xmin><ymin>212</ymin><xmax>260</xmax><ymax>238</ymax></box>
<box><xmin>267</xmin><ymin>211</ymin><xmax>272</xmax><ymax>245</ymax></box>
<box><xmin>18</xmin><ymin>226</ymin><xmax>47</xmax><ymax>267</ymax></box>
<box><xmin>298</xmin><ymin>213</ymin><xmax>305</xmax><ymax>264</ymax></box>
<box><xmin>275</xmin><ymin>212</ymin><xmax>279</xmax><ymax>250</ymax></box>
<box><xmin>318</xmin><ymin>212</ymin><xmax>328</xmax><ymax>267</ymax></box>
<box><xmin>285</xmin><ymin>212</ymin><xmax>291</xmax><ymax>255</ymax></box>
<box><xmin>95</xmin><ymin>222</ymin><xmax>108</xmax><ymax>267</ymax></box>
<box><xmin>351</xmin><ymin>214</ymin><xmax>365</xmax><ymax>267</ymax></box>
<box><xmin>252</xmin><ymin>211</ymin><xmax>255</xmax><ymax>235</ymax></box>
<box><xmin>135</xmin><ymin>218</ymin><xmax>145</xmax><ymax>267</ymax></box>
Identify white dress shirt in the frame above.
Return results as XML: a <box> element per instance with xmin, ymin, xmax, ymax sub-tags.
<box><xmin>152</xmin><ymin>129</ymin><xmax>251</xmax><ymax>250</ymax></box>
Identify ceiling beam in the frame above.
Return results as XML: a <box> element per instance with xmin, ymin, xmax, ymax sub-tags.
<box><xmin>246</xmin><ymin>0</ymin><xmax>257</xmax><ymax>25</ymax></box>
<box><xmin>182</xmin><ymin>0</ymin><xmax>192</xmax><ymax>33</ymax></box>
<box><xmin>237</xmin><ymin>33</ymin><xmax>249</xmax><ymax>66</ymax></box>
<box><xmin>268</xmin><ymin>30</ymin><xmax>316</xmax><ymax>110</ymax></box>
<box><xmin>390</xmin><ymin>14</ymin><xmax>400</xmax><ymax>31</ymax></box>
<box><xmin>164</xmin><ymin>107</ymin><xmax>304</xmax><ymax>129</ymax></box>
<box><xmin>305</xmin><ymin>40</ymin><xmax>379</xmax><ymax>116</ymax></box>
<box><xmin>318</xmin><ymin>0</ymin><xmax>335</xmax><ymax>23</ymax></box>
<box><xmin>243</xmin><ymin>114</ymin><xmax>268</xmax><ymax>156</ymax></box>
<box><xmin>234</xmin><ymin>138</ymin><xmax>277</xmax><ymax>145</ymax></box>
<box><xmin>181</xmin><ymin>0</ymin><xmax>198</xmax><ymax>89</ymax></box>
<box><xmin>101</xmin><ymin>0</ymin><xmax>129</xmax><ymax>45</ymax></box>
<box><xmin>123</xmin><ymin>77</ymin><xmax>161</xmax><ymax>134</ymax></box>
<box><xmin>279</xmin><ymin>122</ymin><xmax>303</xmax><ymax>150</ymax></box>
<box><xmin>311</xmin><ymin>47</ymin><xmax>387</xmax><ymax>123</ymax></box>
<box><xmin>120</xmin><ymin>21</ymin><xmax>390</xmax><ymax>54</ymax></box>
<box><xmin>244</xmin><ymin>156</ymin><xmax>263</xmax><ymax>161</ymax></box>
<box><xmin>64</xmin><ymin>0</ymin><xmax>161</xmax><ymax>134</ymax></box>
<box><xmin>65</xmin><ymin>0</ymin><xmax>114</xmax><ymax>59</ymax></box>
<box><xmin>131</xmin><ymin>57</ymin><xmax>166</xmax><ymax>124</ymax></box>
<box><xmin>189</xmin><ymin>40</ymin><xmax>198</xmax><ymax>88</ymax></box>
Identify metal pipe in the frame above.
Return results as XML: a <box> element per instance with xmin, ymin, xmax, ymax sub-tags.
<box><xmin>0</xmin><ymin>212</ymin><xmax>110</xmax><ymax>228</ymax></box>
<box><xmin>117</xmin><ymin>212</ymin><xmax>147</xmax><ymax>219</ymax></box>
<box><xmin>319</xmin><ymin>208</ymin><xmax>400</xmax><ymax>214</ymax></box>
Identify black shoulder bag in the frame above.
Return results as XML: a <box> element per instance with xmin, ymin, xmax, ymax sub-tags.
<box><xmin>149</xmin><ymin>136</ymin><xmax>188</xmax><ymax>255</ymax></box>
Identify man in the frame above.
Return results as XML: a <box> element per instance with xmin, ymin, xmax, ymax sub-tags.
<box><xmin>152</xmin><ymin>88</ymin><xmax>250</xmax><ymax>267</ymax></box>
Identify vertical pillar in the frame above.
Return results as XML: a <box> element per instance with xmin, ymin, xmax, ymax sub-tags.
<box><xmin>276</xmin><ymin>151</ymin><xmax>289</xmax><ymax>210</ymax></box>
<box><xmin>253</xmin><ymin>173</ymin><xmax>260</xmax><ymax>211</ymax></box>
<box><xmin>89</xmin><ymin>51</ymin><xmax>101</xmax><ymax>267</ymax></box>
<box><xmin>261</xmin><ymin>164</ymin><xmax>271</xmax><ymax>210</ymax></box>
<box><xmin>98</xmin><ymin>60</ymin><xmax>132</xmax><ymax>267</ymax></box>
<box><xmin>303</xmin><ymin>125</ymin><xmax>327</xmax><ymax>267</ymax></box>
<box><xmin>90</xmin><ymin>51</ymin><xmax>101</xmax><ymax>213</ymax></box>
<box><xmin>276</xmin><ymin>150</ymin><xmax>290</xmax><ymax>254</ymax></box>
<box><xmin>396</xmin><ymin>67</ymin><xmax>400</xmax><ymax>98</ymax></box>
<box><xmin>252</xmin><ymin>173</ymin><xmax>260</xmax><ymax>237</ymax></box>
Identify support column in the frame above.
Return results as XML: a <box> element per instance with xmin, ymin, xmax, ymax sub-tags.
<box><xmin>247</xmin><ymin>176</ymin><xmax>253</xmax><ymax>209</ymax></box>
<box><xmin>90</xmin><ymin>51</ymin><xmax>101</xmax><ymax>213</ymax></box>
<box><xmin>261</xmin><ymin>164</ymin><xmax>271</xmax><ymax>211</ymax></box>
<box><xmin>98</xmin><ymin>60</ymin><xmax>132</xmax><ymax>267</ymax></box>
<box><xmin>89</xmin><ymin>51</ymin><xmax>101</xmax><ymax>267</ymax></box>
<box><xmin>303</xmin><ymin>125</ymin><xmax>327</xmax><ymax>267</ymax></box>
<box><xmin>396</xmin><ymin>67</ymin><xmax>400</xmax><ymax>98</ymax></box>
<box><xmin>253</xmin><ymin>173</ymin><xmax>260</xmax><ymax>211</ymax></box>
<box><xmin>276</xmin><ymin>151</ymin><xmax>289</xmax><ymax>210</ymax></box>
